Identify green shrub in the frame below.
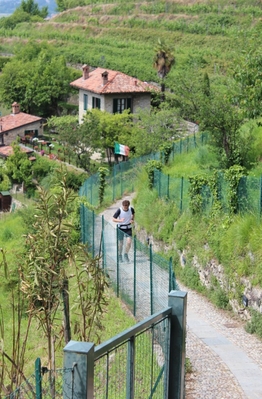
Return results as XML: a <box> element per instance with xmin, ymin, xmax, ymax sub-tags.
<box><xmin>179</xmin><ymin>264</ymin><xmax>203</xmax><ymax>292</ymax></box>
<box><xmin>208</xmin><ymin>286</ymin><xmax>230</xmax><ymax>309</ymax></box>
<box><xmin>245</xmin><ymin>309</ymin><xmax>262</xmax><ymax>339</ymax></box>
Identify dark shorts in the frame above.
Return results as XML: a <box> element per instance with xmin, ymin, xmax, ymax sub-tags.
<box><xmin>118</xmin><ymin>227</ymin><xmax>132</xmax><ymax>240</ymax></box>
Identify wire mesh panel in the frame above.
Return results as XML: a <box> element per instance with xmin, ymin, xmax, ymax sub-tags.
<box><xmin>3</xmin><ymin>368</ymin><xmax>71</xmax><ymax>399</ymax></box>
<box><xmin>79</xmin><ymin>173</ymin><xmax>99</xmax><ymax>205</ymax></box>
<box><xmin>94</xmin><ymin>316</ymin><xmax>170</xmax><ymax>399</ymax></box>
<box><xmin>238</xmin><ymin>176</ymin><xmax>261</xmax><ymax>216</ymax></box>
<box><xmin>80</xmin><ymin>206</ymin><xmax>178</xmax><ymax>321</ymax></box>
<box><xmin>40</xmin><ymin>369</ymin><xmax>67</xmax><ymax>399</ymax></box>
<box><xmin>79</xmin><ymin>135</ymin><xmax>206</xmax><ymax>208</ymax></box>
<box><xmin>3</xmin><ymin>374</ymin><xmax>36</xmax><ymax>399</ymax></box>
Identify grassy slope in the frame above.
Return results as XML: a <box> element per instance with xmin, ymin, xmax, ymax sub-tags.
<box><xmin>133</xmin><ymin>143</ymin><xmax>262</xmax><ymax>307</ymax></box>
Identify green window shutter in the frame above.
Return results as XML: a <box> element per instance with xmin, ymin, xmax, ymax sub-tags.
<box><xmin>127</xmin><ymin>98</ymin><xmax>131</xmax><ymax>111</ymax></box>
<box><xmin>84</xmin><ymin>94</ymin><xmax>88</xmax><ymax>110</ymax></box>
<box><xmin>92</xmin><ymin>97</ymin><xmax>95</xmax><ymax>108</ymax></box>
<box><xmin>113</xmin><ymin>99</ymin><xmax>118</xmax><ymax>113</ymax></box>
<box><xmin>98</xmin><ymin>98</ymin><xmax>101</xmax><ymax>109</ymax></box>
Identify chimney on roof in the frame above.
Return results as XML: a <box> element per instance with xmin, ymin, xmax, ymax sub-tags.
<box><xmin>82</xmin><ymin>65</ymin><xmax>89</xmax><ymax>80</ymax></box>
<box><xmin>102</xmin><ymin>71</ymin><xmax>108</xmax><ymax>86</ymax></box>
<box><xmin>134</xmin><ymin>80</ymin><xmax>137</xmax><ymax>86</ymax></box>
<box><xmin>12</xmin><ymin>102</ymin><xmax>20</xmax><ymax>114</ymax></box>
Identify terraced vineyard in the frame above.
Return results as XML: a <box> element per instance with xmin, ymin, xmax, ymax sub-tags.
<box><xmin>0</xmin><ymin>0</ymin><xmax>262</xmax><ymax>86</ymax></box>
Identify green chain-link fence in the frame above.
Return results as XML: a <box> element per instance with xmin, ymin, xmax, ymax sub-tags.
<box><xmin>80</xmin><ymin>206</ymin><xmax>179</xmax><ymax>319</ymax></box>
<box><xmin>3</xmin><ymin>358</ymin><xmax>72</xmax><ymax>399</ymax></box>
<box><xmin>79</xmin><ymin>133</ymin><xmax>209</xmax><ymax>207</ymax></box>
<box><xmin>153</xmin><ymin>170</ymin><xmax>262</xmax><ymax>217</ymax></box>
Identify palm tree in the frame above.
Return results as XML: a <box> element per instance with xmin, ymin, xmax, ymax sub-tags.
<box><xmin>153</xmin><ymin>39</ymin><xmax>175</xmax><ymax>99</ymax></box>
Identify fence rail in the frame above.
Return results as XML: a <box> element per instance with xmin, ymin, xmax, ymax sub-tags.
<box><xmin>63</xmin><ymin>291</ymin><xmax>187</xmax><ymax>399</ymax></box>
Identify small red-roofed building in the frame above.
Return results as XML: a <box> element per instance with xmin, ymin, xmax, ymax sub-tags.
<box><xmin>0</xmin><ymin>145</ymin><xmax>34</xmax><ymax>159</ymax></box>
<box><xmin>70</xmin><ymin>65</ymin><xmax>158</xmax><ymax>123</ymax></box>
<box><xmin>0</xmin><ymin>102</ymin><xmax>44</xmax><ymax>146</ymax></box>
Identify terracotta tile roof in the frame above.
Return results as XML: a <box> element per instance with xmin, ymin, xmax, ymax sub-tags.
<box><xmin>70</xmin><ymin>67</ymin><xmax>158</xmax><ymax>94</ymax></box>
<box><xmin>0</xmin><ymin>145</ymin><xmax>34</xmax><ymax>158</ymax></box>
<box><xmin>0</xmin><ymin>112</ymin><xmax>43</xmax><ymax>134</ymax></box>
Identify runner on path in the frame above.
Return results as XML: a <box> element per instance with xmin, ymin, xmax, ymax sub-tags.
<box><xmin>100</xmin><ymin>195</ymin><xmax>262</xmax><ymax>399</ymax></box>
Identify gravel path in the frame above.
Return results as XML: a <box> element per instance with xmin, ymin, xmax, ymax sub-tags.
<box><xmin>100</xmin><ymin>195</ymin><xmax>262</xmax><ymax>399</ymax></box>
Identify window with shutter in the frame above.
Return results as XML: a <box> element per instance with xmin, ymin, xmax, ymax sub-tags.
<box><xmin>84</xmin><ymin>94</ymin><xmax>88</xmax><ymax>111</ymax></box>
<box><xmin>92</xmin><ymin>97</ymin><xmax>101</xmax><ymax>109</ymax></box>
<box><xmin>112</xmin><ymin>98</ymin><xmax>132</xmax><ymax>114</ymax></box>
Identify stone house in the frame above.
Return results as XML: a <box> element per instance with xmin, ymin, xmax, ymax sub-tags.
<box><xmin>70</xmin><ymin>65</ymin><xmax>157</xmax><ymax>123</ymax></box>
<box><xmin>0</xmin><ymin>102</ymin><xmax>44</xmax><ymax>146</ymax></box>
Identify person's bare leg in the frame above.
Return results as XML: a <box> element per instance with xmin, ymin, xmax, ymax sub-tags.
<box><xmin>125</xmin><ymin>237</ymin><xmax>132</xmax><ymax>254</ymax></box>
<box><xmin>119</xmin><ymin>240</ymin><xmax>123</xmax><ymax>255</ymax></box>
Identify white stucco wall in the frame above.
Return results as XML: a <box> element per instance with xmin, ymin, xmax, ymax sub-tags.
<box><xmin>79</xmin><ymin>89</ymin><xmax>151</xmax><ymax>123</ymax></box>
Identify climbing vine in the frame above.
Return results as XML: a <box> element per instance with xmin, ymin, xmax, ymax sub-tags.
<box><xmin>145</xmin><ymin>160</ymin><xmax>163</xmax><ymax>189</ymax></box>
<box><xmin>188</xmin><ymin>175</ymin><xmax>209</xmax><ymax>214</ymax></box>
<box><xmin>188</xmin><ymin>166</ymin><xmax>246</xmax><ymax>215</ymax></box>
<box><xmin>98</xmin><ymin>166</ymin><xmax>109</xmax><ymax>204</ymax></box>
<box><xmin>224</xmin><ymin>165</ymin><xmax>246</xmax><ymax>214</ymax></box>
<box><xmin>160</xmin><ymin>142</ymin><xmax>173</xmax><ymax>164</ymax></box>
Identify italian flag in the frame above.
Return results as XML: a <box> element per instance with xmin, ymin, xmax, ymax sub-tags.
<box><xmin>114</xmin><ymin>142</ymin><xmax>130</xmax><ymax>156</ymax></box>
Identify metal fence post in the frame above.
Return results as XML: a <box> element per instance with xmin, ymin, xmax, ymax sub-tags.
<box><xmin>35</xmin><ymin>358</ymin><xmax>42</xmax><ymax>399</ymax></box>
<box><xmin>126</xmin><ymin>336</ymin><xmax>135</xmax><ymax>399</ymax></box>
<box><xmin>101</xmin><ymin>215</ymin><xmax>105</xmax><ymax>269</ymax></box>
<box><xmin>168</xmin><ymin>257</ymin><xmax>173</xmax><ymax>292</ymax></box>
<box><xmin>168</xmin><ymin>291</ymin><xmax>187</xmax><ymax>399</ymax></box>
<box><xmin>149</xmin><ymin>244</ymin><xmax>153</xmax><ymax>315</ymax></box>
<box><xmin>260</xmin><ymin>176</ymin><xmax>262</xmax><ymax>217</ymax></box>
<box><xmin>180</xmin><ymin>177</ymin><xmax>184</xmax><ymax>213</ymax></box>
<box><xmin>92</xmin><ymin>211</ymin><xmax>95</xmax><ymax>258</ymax></box>
<box><xmin>134</xmin><ymin>235</ymin><xmax>137</xmax><ymax>317</ymax></box>
<box><xmin>112</xmin><ymin>165</ymin><xmax>116</xmax><ymax>201</ymax></box>
<box><xmin>158</xmin><ymin>170</ymin><xmax>161</xmax><ymax>197</ymax></box>
<box><xmin>121</xmin><ymin>164</ymin><xmax>123</xmax><ymax>195</ymax></box>
<box><xmin>116</xmin><ymin>228</ymin><xmax>120</xmax><ymax>297</ymax></box>
<box><xmin>63</xmin><ymin>341</ymin><xmax>95</xmax><ymax>399</ymax></box>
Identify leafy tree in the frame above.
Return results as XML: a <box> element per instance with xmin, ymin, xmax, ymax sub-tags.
<box><xmin>168</xmin><ymin>68</ymin><xmax>213</xmax><ymax>122</ymax></box>
<box><xmin>127</xmin><ymin>106</ymin><xmax>181</xmax><ymax>156</ymax></box>
<box><xmin>0</xmin><ymin>168</ymin><xmax>11</xmax><ymax>191</ymax></box>
<box><xmin>0</xmin><ymin>10</ymin><xmax>31</xmax><ymax>30</ymax></box>
<box><xmin>198</xmin><ymin>92</ymin><xmax>249</xmax><ymax>168</ymax></box>
<box><xmin>94</xmin><ymin>110</ymin><xmax>133</xmax><ymax>164</ymax></box>
<box><xmin>0</xmin><ymin>42</ymin><xmax>75</xmax><ymax>117</ymax></box>
<box><xmin>153</xmin><ymin>39</ymin><xmax>175</xmax><ymax>97</ymax></box>
<box><xmin>5</xmin><ymin>143</ymin><xmax>33</xmax><ymax>188</ymax></box>
<box><xmin>0</xmin><ymin>0</ymin><xmax>47</xmax><ymax>30</ymax></box>
<box><xmin>48</xmin><ymin>113</ymin><xmax>98</xmax><ymax>171</ymax></box>
<box><xmin>19</xmin><ymin>0</ymin><xmax>48</xmax><ymax>18</ymax></box>
<box><xmin>234</xmin><ymin>51</ymin><xmax>262</xmax><ymax>119</ymax></box>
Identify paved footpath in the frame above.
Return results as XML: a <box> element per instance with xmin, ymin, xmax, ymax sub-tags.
<box><xmin>100</xmin><ymin>195</ymin><xmax>262</xmax><ymax>399</ymax></box>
